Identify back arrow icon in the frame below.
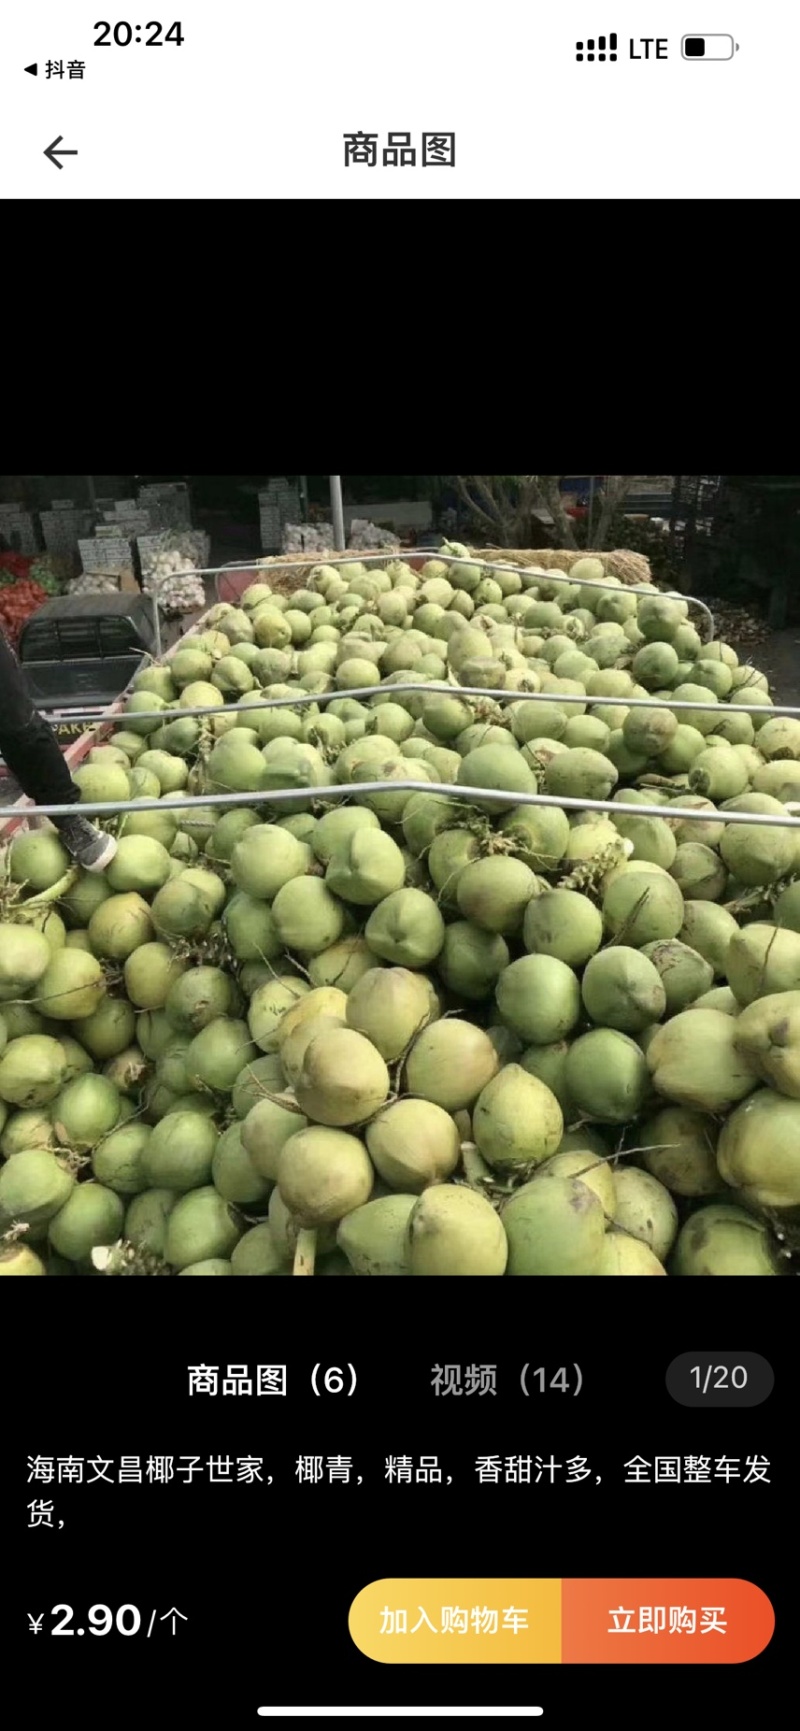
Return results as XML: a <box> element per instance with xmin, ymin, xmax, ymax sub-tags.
<box><xmin>44</xmin><ymin>136</ymin><xmax>78</xmax><ymax>169</ymax></box>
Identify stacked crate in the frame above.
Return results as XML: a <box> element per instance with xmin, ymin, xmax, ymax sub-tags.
<box><xmin>259</xmin><ymin>479</ymin><xmax>301</xmax><ymax>553</ymax></box>
<box><xmin>138</xmin><ymin>481</ymin><xmax>192</xmax><ymax>529</ymax></box>
<box><xmin>0</xmin><ymin>505</ymin><xmax>39</xmax><ymax>555</ymax></box>
<box><xmin>40</xmin><ymin>505</ymin><xmax>94</xmax><ymax>557</ymax></box>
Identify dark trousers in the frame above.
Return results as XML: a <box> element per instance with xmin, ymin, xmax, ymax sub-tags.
<box><xmin>0</xmin><ymin>630</ymin><xmax>79</xmax><ymax>806</ymax></box>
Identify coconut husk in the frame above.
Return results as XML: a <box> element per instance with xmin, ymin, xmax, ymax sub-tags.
<box><xmin>474</xmin><ymin>548</ymin><xmax>653</xmax><ymax>586</ymax></box>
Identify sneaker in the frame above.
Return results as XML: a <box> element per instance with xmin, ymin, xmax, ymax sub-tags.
<box><xmin>55</xmin><ymin>814</ymin><xmax>118</xmax><ymax>875</ymax></box>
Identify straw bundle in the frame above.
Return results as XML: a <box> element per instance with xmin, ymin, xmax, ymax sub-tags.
<box><xmin>474</xmin><ymin>548</ymin><xmax>653</xmax><ymax>586</ymax></box>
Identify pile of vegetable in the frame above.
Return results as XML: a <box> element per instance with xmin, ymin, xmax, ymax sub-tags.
<box><xmin>1</xmin><ymin>550</ymin><xmax>799</xmax><ymax>1278</ymax></box>
<box><xmin>0</xmin><ymin>572</ymin><xmax>49</xmax><ymax>646</ymax></box>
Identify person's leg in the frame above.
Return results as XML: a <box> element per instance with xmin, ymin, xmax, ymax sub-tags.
<box><xmin>0</xmin><ymin>631</ymin><xmax>116</xmax><ymax>872</ymax></box>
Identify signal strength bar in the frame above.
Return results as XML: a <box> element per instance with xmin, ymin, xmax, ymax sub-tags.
<box><xmin>576</xmin><ymin>32</ymin><xmax>618</xmax><ymax>60</ymax></box>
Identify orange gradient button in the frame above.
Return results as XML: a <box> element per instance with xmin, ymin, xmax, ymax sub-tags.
<box><xmin>349</xmin><ymin>1580</ymin><xmax>774</xmax><ymax>1664</ymax></box>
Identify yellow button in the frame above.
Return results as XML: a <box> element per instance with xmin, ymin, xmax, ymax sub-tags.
<box><xmin>349</xmin><ymin>1580</ymin><xmax>561</xmax><ymax>1664</ymax></box>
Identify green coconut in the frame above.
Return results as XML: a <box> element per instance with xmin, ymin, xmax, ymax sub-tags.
<box><xmin>270</xmin><ymin>877</ymin><xmax>345</xmax><ymax>955</ymax></box>
<box><xmin>294</xmin><ymin>1027</ymin><xmax>390</xmax><ymax>1127</ymax></box>
<box><xmin>0</xmin><ymin>1005</ymin><xmax>45</xmax><ymax>1042</ymax></box>
<box><xmin>36</xmin><ymin>950</ymin><xmax>106</xmax><ymax>1022</ymax></box>
<box><xmin>715</xmin><ymin>1087</ymin><xmax>800</xmax><ymax>1210</ymax></box>
<box><xmin>164</xmin><ymin>1186</ymin><xmax>242</xmax><ymax>1271</ymax></box>
<box><xmin>139</xmin><ymin>1114</ymin><xmax>217</xmax><ymax>1197</ymax></box>
<box><xmin>611</xmin><ymin>1166</ymin><xmax>678</xmax><ymax>1261</ymax></box>
<box><xmin>685</xmin><ymin>742</ymin><xmax>748</xmax><ymax>805</ymax></box>
<box><xmin>520</xmin><ymin>888</ymin><xmax>602</xmax><ymax>969</ymax></box>
<box><xmin>543</xmin><ymin>748</ymin><xmax>618</xmax><ymax>802</ymax></box>
<box><xmin>231</xmin><ymin>1052</ymin><xmax>286</xmax><ymax>1118</ymax></box>
<box><xmin>91</xmin><ymin>1122</ymin><xmax>152</xmax><ymax>1195</ymax></box>
<box><xmin>230</xmin><ymin>824</ymin><xmax>312</xmax><ymax>899</ymax></box>
<box><xmin>530</xmin><ymin>1148</ymin><xmax>615</xmax><ymax>1215</ymax></box>
<box><xmin>726</xmin><ymin>922</ymin><xmax>800</xmax><ymax>1006</ymax></box>
<box><xmin>366</xmin><ymin>1098</ymin><xmax>461</xmax><ymax>1192</ymax></box>
<box><xmin>580</xmin><ymin>946</ymin><xmax>667</xmax><ymax>1034</ymax></box>
<box><xmin>165</xmin><ymin>966</ymin><xmax>239</xmax><ymax>1033</ymax></box>
<box><xmin>326</xmin><ymin>830</ymin><xmax>406</xmax><ymax>905</ymax></box>
<box><xmin>518</xmin><ymin>1041</ymin><xmax>573</xmax><ymax>1116</ymax></box>
<box><xmin>345</xmin><ymin>968</ymin><xmax>433</xmax><ymax>1061</ymax></box>
<box><xmin>229</xmin><ymin>1224</ymin><xmax>285</xmax><ymax>1276</ymax></box>
<box><xmin>123</xmin><ymin>1188</ymin><xmax>176</xmax><ymax>1256</ymax></box>
<box><xmin>646</xmin><ymin>1008</ymin><xmax>759</xmax><ymax>1111</ymax></box>
<box><xmin>678</xmin><ymin>901</ymin><xmax>739</xmax><ymax>978</ymax></box>
<box><xmin>104</xmin><ymin>834</ymin><xmax>172</xmax><ymax>896</ymax></box>
<box><xmin>0</xmin><ymin>1147</ymin><xmax>75</xmax><ymax>1229</ymax></box>
<box><xmin>473</xmin><ymin>1064</ymin><xmax>563</xmax><ymax>1173</ymax></box>
<box><xmin>120</xmin><ymin>808</ymin><xmax>179</xmax><ymax>850</ymax></box>
<box><xmin>564</xmin><ymin>1029</ymin><xmax>650</xmax><ymax>1123</ymax></box>
<box><xmin>406</xmin><ymin>1183</ymin><xmax>508</xmax><ymax>1275</ymax></box>
<box><xmin>602</xmin><ymin>865</ymin><xmax>685</xmax><ymax>947</ymax></box>
<box><xmin>241</xmin><ymin>1095</ymin><xmax>307</xmax><ymax>1181</ymax></box>
<box><xmin>596</xmin><ymin>1232</ymin><xmax>667</xmax><ymax>1275</ymax></box>
<box><xmin>719</xmin><ymin>808</ymin><xmax>796</xmax><ymax>886</ymax></box>
<box><xmin>365</xmin><ymin>888</ymin><xmax>445</xmax><ymax>969</ymax></box>
<box><xmin>53</xmin><ymin>1073</ymin><xmax>121</xmax><ymax>1149</ymax></box>
<box><xmin>733</xmin><ymin>991</ymin><xmax>800</xmax><ymax>1097</ymax></box>
<box><xmin>622</xmin><ymin>706</ymin><xmax>678</xmax><ymax>758</ymax></box>
<box><xmin>497</xmin><ymin>803</ymin><xmax>570</xmax><ymax>871</ymax></box>
<box><xmin>669</xmin><ymin>842</ymin><xmax>728</xmax><ymax>902</ymax></box>
<box><xmin>0</xmin><ymin>1243</ymin><xmax>46</xmax><ymax>1275</ymax></box>
<box><xmin>248</xmin><ymin>977</ymin><xmax>309</xmax><ymax>1051</ymax></box>
<box><xmin>48</xmin><ymin>1182</ymin><xmax>125</xmax><ymax>1262</ymax></box>
<box><xmin>211</xmin><ymin>1120</ymin><xmax>271</xmax><ymax>1205</ymax></box>
<box><xmin>74</xmin><ymin>997</ymin><xmax>137</xmax><ymax>1060</ymax></box>
<box><xmin>457</xmin><ymin>744</ymin><xmax>539</xmax><ymax>813</ymax></box>
<box><xmin>640</xmin><ymin>939</ymin><xmax>714</xmax><ymax>1014</ymax></box>
<box><xmin>9</xmin><ymin>829</ymin><xmax>71</xmax><ymax>891</ymax></box>
<box><xmin>336</xmin><ymin>1193</ymin><xmax>416</xmax><ymax>1275</ymax></box>
<box><xmin>277</xmin><ymin>1126</ymin><xmax>374</xmax><ymax>1225</ymax></box>
<box><xmin>0</xmin><ymin>922</ymin><xmax>52</xmax><ymax>999</ymax></box>
<box><xmin>501</xmin><ymin>1175</ymin><xmax>606</xmax><ymax>1275</ymax></box>
<box><xmin>88</xmin><ymin>892</ymin><xmax>153</xmax><ymax>961</ymax></box>
<box><xmin>185</xmin><ymin>1018</ymin><xmax>257</xmax><ymax>1093</ymax></box>
<box><xmin>404</xmin><ymin>1020</ymin><xmax>500</xmax><ymax>1111</ymax></box>
<box><xmin>456</xmin><ymin>856</ymin><xmax>540</xmax><ymax>937</ymax></box>
<box><xmin>437</xmin><ymin>922</ymin><xmax>510</xmax><ymax>1001</ymax></box>
<box><xmin>495</xmin><ymin>954</ymin><xmax>582</xmax><ymax>1044</ymax></box>
<box><xmin>670</xmin><ymin>1204</ymin><xmax>780</xmax><ymax>1276</ymax></box>
<box><xmin>1</xmin><ymin>1106</ymin><xmax>56</xmax><ymax>1158</ymax></box>
<box><xmin>0</xmin><ymin>1034</ymin><xmax>67</xmax><ymax>1107</ymax></box>
<box><xmin>122</xmin><ymin>942</ymin><xmax>188</xmax><ymax>1011</ymax></box>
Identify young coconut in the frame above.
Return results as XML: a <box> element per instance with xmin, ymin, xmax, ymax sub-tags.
<box><xmin>336</xmin><ymin>1193</ymin><xmax>417</xmax><ymax>1275</ymax></box>
<box><xmin>406</xmin><ymin>1184</ymin><xmax>508</xmax><ymax>1276</ymax></box>
<box><xmin>596</xmin><ymin>1231</ymin><xmax>667</xmax><ymax>1275</ymax></box>
<box><xmin>293</xmin><ymin>1027</ymin><xmax>390</xmax><ymax>1127</ymax></box>
<box><xmin>611</xmin><ymin>1166</ymin><xmax>679</xmax><ymax>1261</ymax></box>
<box><xmin>501</xmin><ymin>1176</ymin><xmax>606</xmax><ymax>1275</ymax></box>
<box><xmin>365</xmin><ymin>1098</ymin><xmax>461</xmax><ymax>1193</ymax></box>
<box><xmin>472</xmin><ymin>1065</ymin><xmax>563</xmax><ymax>1173</ymax></box>
<box><xmin>716</xmin><ymin>1088</ymin><xmax>800</xmax><ymax>1210</ymax></box>
<box><xmin>404</xmin><ymin>1020</ymin><xmax>500</xmax><ymax>1112</ymax></box>
<box><xmin>645</xmin><ymin>1009</ymin><xmax>760</xmax><ymax>1112</ymax></box>
<box><xmin>670</xmin><ymin>1204</ymin><xmax>781</xmax><ymax>1276</ymax></box>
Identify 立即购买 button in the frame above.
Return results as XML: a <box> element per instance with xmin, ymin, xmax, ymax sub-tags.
<box><xmin>349</xmin><ymin>1579</ymin><xmax>773</xmax><ymax>1663</ymax></box>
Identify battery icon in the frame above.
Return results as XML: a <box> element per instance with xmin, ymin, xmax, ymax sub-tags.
<box><xmin>682</xmin><ymin>34</ymin><xmax>738</xmax><ymax>58</ymax></box>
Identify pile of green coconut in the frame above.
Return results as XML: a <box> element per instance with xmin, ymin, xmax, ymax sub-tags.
<box><xmin>1</xmin><ymin>547</ymin><xmax>799</xmax><ymax>1277</ymax></box>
